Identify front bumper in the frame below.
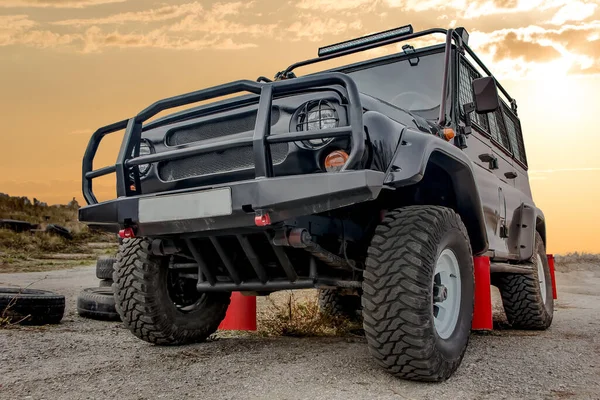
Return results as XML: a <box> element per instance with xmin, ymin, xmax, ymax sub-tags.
<box><xmin>79</xmin><ymin>170</ymin><xmax>385</xmax><ymax>237</ymax></box>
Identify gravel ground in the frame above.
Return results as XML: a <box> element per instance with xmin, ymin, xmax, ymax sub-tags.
<box><xmin>1</xmin><ymin>265</ymin><xmax>599</xmax><ymax>400</ymax></box>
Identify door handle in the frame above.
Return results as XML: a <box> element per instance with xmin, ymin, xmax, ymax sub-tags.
<box><xmin>479</xmin><ymin>153</ymin><xmax>498</xmax><ymax>170</ymax></box>
<box><xmin>504</xmin><ymin>171</ymin><xmax>518</xmax><ymax>179</ymax></box>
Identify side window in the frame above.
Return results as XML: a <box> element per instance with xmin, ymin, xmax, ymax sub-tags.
<box><xmin>502</xmin><ymin>105</ymin><xmax>528</xmax><ymax>166</ymax></box>
<box><xmin>458</xmin><ymin>59</ymin><xmax>489</xmax><ymax>132</ymax></box>
<box><xmin>458</xmin><ymin>56</ymin><xmax>528</xmax><ymax>166</ymax></box>
<box><xmin>488</xmin><ymin>109</ymin><xmax>510</xmax><ymax>149</ymax></box>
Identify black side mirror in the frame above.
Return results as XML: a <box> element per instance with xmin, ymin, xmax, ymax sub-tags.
<box><xmin>471</xmin><ymin>76</ymin><xmax>500</xmax><ymax>114</ymax></box>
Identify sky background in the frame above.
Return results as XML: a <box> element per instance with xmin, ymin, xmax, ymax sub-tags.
<box><xmin>1</xmin><ymin>0</ymin><xmax>599</xmax><ymax>253</ymax></box>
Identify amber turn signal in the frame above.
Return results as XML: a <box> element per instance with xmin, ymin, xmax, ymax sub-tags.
<box><xmin>324</xmin><ymin>150</ymin><xmax>349</xmax><ymax>172</ymax></box>
<box><xmin>443</xmin><ymin>128</ymin><xmax>456</xmax><ymax>141</ymax></box>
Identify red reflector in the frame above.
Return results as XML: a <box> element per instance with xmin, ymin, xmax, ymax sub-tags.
<box><xmin>254</xmin><ymin>212</ymin><xmax>271</xmax><ymax>227</ymax></box>
<box><xmin>118</xmin><ymin>227</ymin><xmax>135</xmax><ymax>239</ymax></box>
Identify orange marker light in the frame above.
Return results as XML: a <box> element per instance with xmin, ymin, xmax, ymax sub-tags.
<box><xmin>324</xmin><ymin>150</ymin><xmax>349</xmax><ymax>172</ymax></box>
<box><xmin>443</xmin><ymin>128</ymin><xmax>456</xmax><ymax>141</ymax></box>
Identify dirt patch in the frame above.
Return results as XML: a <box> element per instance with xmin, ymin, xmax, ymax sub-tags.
<box><xmin>0</xmin><ymin>267</ymin><xmax>599</xmax><ymax>399</ymax></box>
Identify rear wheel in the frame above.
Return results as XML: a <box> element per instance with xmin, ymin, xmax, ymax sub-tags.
<box><xmin>496</xmin><ymin>232</ymin><xmax>553</xmax><ymax>329</ymax></box>
<box><xmin>318</xmin><ymin>289</ymin><xmax>362</xmax><ymax>320</ymax></box>
<box><xmin>113</xmin><ymin>238</ymin><xmax>231</xmax><ymax>345</ymax></box>
<box><xmin>362</xmin><ymin>206</ymin><xmax>474</xmax><ymax>382</ymax></box>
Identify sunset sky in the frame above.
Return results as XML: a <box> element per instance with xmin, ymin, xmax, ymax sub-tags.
<box><xmin>1</xmin><ymin>0</ymin><xmax>599</xmax><ymax>253</ymax></box>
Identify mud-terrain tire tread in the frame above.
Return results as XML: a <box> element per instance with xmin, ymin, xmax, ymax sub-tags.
<box><xmin>496</xmin><ymin>232</ymin><xmax>553</xmax><ymax>330</ymax></box>
<box><xmin>318</xmin><ymin>289</ymin><xmax>361</xmax><ymax>320</ymax></box>
<box><xmin>113</xmin><ymin>238</ymin><xmax>231</xmax><ymax>345</ymax></box>
<box><xmin>77</xmin><ymin>287</ymin><xmax>120</xmax><ymax>321</ymax></box>
<box><xmin>362</xmin><ymin>206</ymin><xmax>474</xmax><ymax>382</ymax></box>
<box><xmin>96</xmin><ymin>255</ymin><xmax>116</xmax><ymax>280</ymax></box>
<box><xmin>0</xmin><ymin>287</ymin><xmax>65</xmax><ymax>325</ymax></box>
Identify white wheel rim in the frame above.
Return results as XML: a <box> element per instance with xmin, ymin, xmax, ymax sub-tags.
<box><xmin>433</xmin><ymin>249</ymin><xmax>462</xmax><ymax>340</ymax></box>
<box><xmin>536</xmin><ymin>254</ymin><xmax>547</xmax><ymax>303</ymax></box>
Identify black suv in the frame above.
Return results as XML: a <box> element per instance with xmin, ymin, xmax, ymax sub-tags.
<box><xmin>79</xmin><ymin>25</ymin><xmax>553</xmax><ymax>381</ymax></box>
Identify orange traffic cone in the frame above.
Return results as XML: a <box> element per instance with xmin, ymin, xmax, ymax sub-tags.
<box><xmin>218</xmin><ymin>292</ymin><xmax>257</xmax><ymax>331</ymax></box>
<box><xmin>547</xmin><ymin>254</ymin><xmax>558</xmax><ymax>300</ymax></box>
<box><xmin>472</xmin><ymin>256</ymin><xmax>493</xmax><ymax>331</ymax></box>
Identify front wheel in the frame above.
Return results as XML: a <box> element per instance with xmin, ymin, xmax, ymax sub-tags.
<box><xmin>362</xmin><ymin>206</ymin><xmax>474</xmax><ymax>382</ymax></box>
<box><xmin>113</xmin><ymin>238</ymin><xmax>231</xmax><ymax>345</ymax></box>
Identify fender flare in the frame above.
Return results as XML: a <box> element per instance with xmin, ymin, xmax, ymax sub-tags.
<box><xmin>384</xmin><ymin>129</ymin><xmax>489</xmax><ymax>255</ymax></box>
<box><xmin>507</xmin><ymin>203</ymin><xmax>546</xmax><ymax>261</ymax></box>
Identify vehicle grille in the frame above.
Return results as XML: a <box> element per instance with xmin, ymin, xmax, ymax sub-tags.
<box><xmin>158</xmin><ymin>143</ymin><xmax>288</xmax><ymax>181</ymax></box>
<box><xmin>160</xmin><ymin>107</ymin><xmax>285</xmax><ymax>181</ymax></box>
<box><xmin>167</xmin><ymin>108</ymin><xmax>280</xmax><ymax>146</ymax></box>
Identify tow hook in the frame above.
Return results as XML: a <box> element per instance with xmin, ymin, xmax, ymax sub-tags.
<box><xmin>254</xmin><ymin>210</ymin><xmax>272</xmax><ymax>227</ymax></box>
<box><xmin>118</xmin><ymin>227</ymin><xmax>136</xmax><ymax>239</ymax></box>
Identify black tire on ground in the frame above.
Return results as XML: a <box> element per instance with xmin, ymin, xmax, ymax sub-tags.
<box><xmin>46</xmin><ymin>224</ymin><xmax>73</xmax><ymax>240</ymax></box>
<box><xmin>362</xmin><ymin>206</ymin><xmax>474</xmax><ymax>382</ymax></box>
<box><xmin>76</xmin><ymin>287</ymin><xmax>121</xmax><ymax>321</ymax></box>
<box><xmin>0</xmin><ymin>287</ymin><xmax>65</xmax><ymax>325</ymax></box>
<box><xmin>113</xmin><ymin>238</ymin><xmax>231</xmax><ymax>345</ymax></box>
<box><xmin>318</xmin><ymin>289</ymin><xmax>362</xmax><ymax>320</ymax></box>
<box><xmin>496</xmin><ymin>232</ymin><xmax>553</xmax><ymax>330</ymax></box>
<box><xmin>98</xmin><ymin>279</ymin><xmax>113</xmax><ymax>288</ymax></box>
<box><xmin>96</xmin><ymin>255</ymin><xmax>116</xmax><ymax>280</ymax></box>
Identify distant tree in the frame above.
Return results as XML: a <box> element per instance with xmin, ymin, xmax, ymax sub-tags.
<box><xmin>68</xmin><ymin>197</ymin><xmax>80</xmax><ymax>209</ymax></box>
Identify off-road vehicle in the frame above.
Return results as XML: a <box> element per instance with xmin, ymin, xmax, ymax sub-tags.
<box><xmin>79</xmin><ymin>25</ymin><xmax>553</xmax><ymax>381</ymax></box>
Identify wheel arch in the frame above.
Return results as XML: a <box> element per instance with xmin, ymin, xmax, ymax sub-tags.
<box><xmin>382</xmin><ymin>129</ymin><xmax>488</xmax><ymax>256</ymax></box>
<box><xmin>427</xmin><ymin>150</ymin><xmax>488</xmax><ymax>255</ymax></box>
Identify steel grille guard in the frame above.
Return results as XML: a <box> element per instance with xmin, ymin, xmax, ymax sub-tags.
<box><xmin>81</xmin><ymin>72</ymin><xmax>364</xmax><ymax>205</ymax></box>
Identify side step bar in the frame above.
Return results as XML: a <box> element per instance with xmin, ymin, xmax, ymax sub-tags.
<box><xmin>490</xmin><ymin>262</ymin><xmax>534</xmax><ymax>274</ymax></box>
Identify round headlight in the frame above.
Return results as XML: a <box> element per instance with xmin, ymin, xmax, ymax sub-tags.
<box><xmin>297</xmin><ymin>100</ymin><xmax>339</xmax><ymax>148</ymax></box>
<box><xmin>137</xmin><ymin>142</ymin><xmax>152</xmax><ymax>177</ymax></box>
<box><xmin>129</xmin><ymin>140</ymin><xmax>153</xmax><ymax>180</ymax></box>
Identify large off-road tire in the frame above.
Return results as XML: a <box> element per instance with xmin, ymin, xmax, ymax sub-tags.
<box><xmin>113</xmin><ymin>238</ymin><xmax>231</xmax><ymax>345</ymax></box>
<box><xmin>96</xmin><ymin>255</ymin><xmax>116</xmax><ymax>280</ymax></box>
<box><xmin>0</xmin><ymin>287</ymin><xmax>65</xmax><ymax>325</ymax></box>
<box><xmin>362</xmin><ymin>206</ymin><xmax>474</xmax><ymax>382</ymax></box>
<box><xmin>496</xmin><ymin>232</ymin><xmax>553</xmax><ymax>330</ymax></box>
<box><xmin>76</xmin><ymin>287</ymin><xmax>121</xmax><ymax>321</ymax></box>
<box><xmin>318</xmin><ymin>289</ymin><xmax>361</xmax><ymax>320</ymax></box>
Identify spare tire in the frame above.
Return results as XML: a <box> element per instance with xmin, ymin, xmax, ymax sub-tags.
<box><xmin>0</xmin><ymin>287</ymin><xmax>65</xmax><ymax>325</ymax></box>
<box><xmin>77</xmin><ymin>287</ymin><xmax>120</xmax><ymax>321</ymax></box>
<box><xmin>46</xmin><ymin>224</ymin><xmax>73</xmax><ymax>240</ymax></box>
<box><xmin>96</xmin><ymin>255</ymin><xmax>116</xmax><ymax>280</ymax></box>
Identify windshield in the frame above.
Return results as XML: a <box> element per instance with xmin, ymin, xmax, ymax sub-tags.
<box><xmin>343</xmin><ymin>51</ymin><xmax>446</xmax><ymax>121</ymax></box>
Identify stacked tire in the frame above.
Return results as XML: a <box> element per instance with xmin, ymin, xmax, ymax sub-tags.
<box><xmin>76</xmin><ymin>253</ymin><xmax>121</xmax><ymax>321</ymax></box>
<box><xmin>0</xmin><ymin>288</ymin><xmax>65</xmax><ymax>325</ymax></box>
<box><xmin>95</xmin><ymin>255</ymin><xmax>116</xmax><ymax>288</ymax></box>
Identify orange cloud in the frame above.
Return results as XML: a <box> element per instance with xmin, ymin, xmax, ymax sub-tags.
<box><xmin>0</xmin><ymin>0</ymin><xmax>126</xmax><ymax>8</ymax></box>
<box><xmin>52</xmin><ymin>2</ymin><xmax>205</xmax><ymax>26</ymax></box>
<box><xmin>287</xmin><ymin>17</ymin><xmax>363</xmax><ymax>41</ymax></box>
<box><xmin>295</xmin><ymin>0</ymin><xmax>376</xmax><ymax>12</ymax></box>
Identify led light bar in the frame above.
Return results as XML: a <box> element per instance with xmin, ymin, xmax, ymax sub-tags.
<box><xmin>318</xmin><ymin>25</ymin><xmax>414</xmax><ymax>57</ymax></box>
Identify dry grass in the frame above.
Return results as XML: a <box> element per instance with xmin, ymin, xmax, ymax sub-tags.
<box><xmin>258</xmin><ymin>291</ymin><xmax>362</xmax><ymax>338</ymax></box>
<box><xmin>0</xmin><ymin>194</ymin><xmax>117</xmax><ymax>272</ymax></box>
<box><xmin>554</xmin><ymin>252</ymin><xmax>600</xmax><ymax>272</ymax></box>
<box><xmin>555</xmin><ymin>252</ymin><xmax>600</xmax><ymax>264</ymax></box>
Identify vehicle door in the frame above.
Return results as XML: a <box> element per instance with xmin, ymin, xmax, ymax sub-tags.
<box><xmin>457</xmin><ymin>56</ymin><xmax>518</xmax><ymax>259</ymax></box>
